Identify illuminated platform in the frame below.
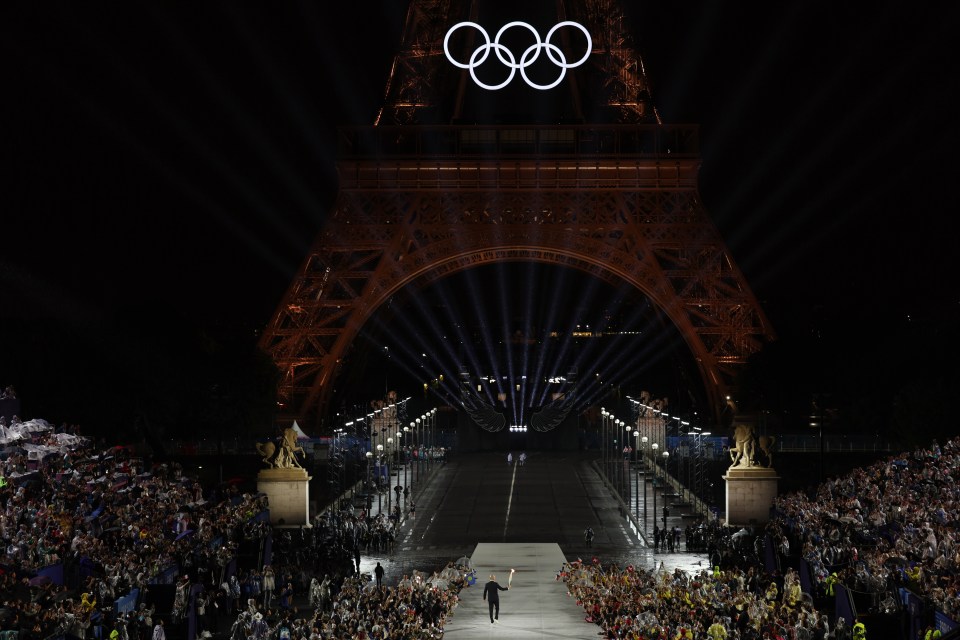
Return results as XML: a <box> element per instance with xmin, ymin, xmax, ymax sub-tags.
<box><xmin>443</xmin><ymin>543</ymin><xmax>594</xmax><ymax>639</ymax></box>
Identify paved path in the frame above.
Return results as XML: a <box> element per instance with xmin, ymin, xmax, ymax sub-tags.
<box><xmin>358</xmin><ymin>451</ymin><xmax>713</xmax><ymax>594</ymax></box>
<box><xmin>442</xmin><ymin>543</ymin><xmax>594</xmax><ymax>639</ymax></box>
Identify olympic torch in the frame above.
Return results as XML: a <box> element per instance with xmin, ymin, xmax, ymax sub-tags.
<box><xmin>508</xmin><ymin>568</ymin><xmax>515</xmax><ymax>588</ymax></box>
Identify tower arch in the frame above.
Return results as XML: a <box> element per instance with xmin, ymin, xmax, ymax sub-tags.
<box><xmin>260</xmin><ymin>1</ymin><xmax>775</xmax><ymax>427</ymax></box>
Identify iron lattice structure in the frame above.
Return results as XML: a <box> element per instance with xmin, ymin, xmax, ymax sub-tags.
<box><xmin>260</xmin><ymin>0</ymin><xmax>774</xmax><ymax>428</ymax></box>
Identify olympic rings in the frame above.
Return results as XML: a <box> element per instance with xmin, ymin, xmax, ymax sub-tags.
<box><xmin>443</xmin><ymin>20</ymin><xmax>592</xmax><ymax>91</ymax></box>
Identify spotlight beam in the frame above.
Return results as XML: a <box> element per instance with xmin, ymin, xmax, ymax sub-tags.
<box><xmin>497</xmin><ymin>262</ymin><xmax>520</xmax><ymax>425</ymax></box>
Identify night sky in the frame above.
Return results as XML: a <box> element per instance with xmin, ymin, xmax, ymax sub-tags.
<box><xmin>2</xmin><ymin>1</ymin><xmax>958</xmax><ymax>427</ymax></box>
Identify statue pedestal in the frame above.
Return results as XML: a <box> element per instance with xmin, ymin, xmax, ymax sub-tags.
<box><xmin>257</xmin><ymin>468</ymin><xmax>312</xmax><ymax>527</ymax></box>
<box><xmin>723</xmin><ymin>467</ymin><xmax>778</xmax><ymax>526</ymax></box>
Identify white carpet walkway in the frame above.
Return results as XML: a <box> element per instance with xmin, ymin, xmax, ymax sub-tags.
<box><xmin>443</xmin><ymin>543</ymin><xmax>599</xmax><ymax>639</ymax></box>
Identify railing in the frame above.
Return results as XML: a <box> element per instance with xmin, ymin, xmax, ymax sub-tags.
<box><xmin>338</xmin><ymin>123</ymin><xmax>699</xmax><ymax>159</ymax></box>
<box><xmin>774</xmin><ymin>434</ymin><xmax>894</xmax><ymax>453</ymax></box>
<box><xmin>664</xmin><ymin>434</ymin><xmax>895</xmax><ymax>455</ymax></box>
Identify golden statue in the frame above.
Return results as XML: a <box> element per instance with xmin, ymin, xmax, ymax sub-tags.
<box><xmin>257</xmin><ymin>427</ymin><xmax>305</xmax><ymax>469</ymax></box>
<box><xmin>729</xmin><ymin>424</ymin><xmax>775</xmax><ymax>469</ymax></box>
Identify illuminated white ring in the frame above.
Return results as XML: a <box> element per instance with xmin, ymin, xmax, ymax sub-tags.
<box><xmin>444</xmin><ymin>21</ymin><xmax>491</xmax><ymax>69</ymax></box>
<box><xmin>443</xmin><ymin>20</ymin><xmax>592</xmax><ymax>90</ymax></box>
<box><xmin>470</xmin><ymin>42</ymin><xmax>516</xmax><ymax>91</ymax></box>
<box><xmin>520</xmin><ymin>42</ymin><xmax>566</xmax><ymax>90</ymax></box>
<box><xmin>493</xmin><ymin>21</ymin><xmax>542</xmax><ymax>68</ymax></box>
<box><xmin>545</xmin><ymin>21</ymin><xmax>592</xmax><ymax>68</ymax></box>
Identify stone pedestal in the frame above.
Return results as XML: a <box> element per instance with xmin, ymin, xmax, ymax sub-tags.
<box><xmin>723</xmin><ymin>467</ymin><xmax>779</xmax><ymax>526</ymax></box>
<box><xmin>257</xmin><ymin>468</ymin><xmax>312</xmax><ymax>527</ymax></box>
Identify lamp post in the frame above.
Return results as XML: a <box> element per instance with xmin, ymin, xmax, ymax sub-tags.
<box><xmin>600</xmin><ymin>409</ymin><xmax>608</xmax><ymax>485</ymax></box>
<box><xmin>364</xmin><ymin>450</ymin><xmax>373</xmax><ymax>513</ymax></box>
<box><xmin>425</xmin><ymin>411</ymin><xmax>432</xmax><ymax>473</ymax></box>
<box><xmin>430</xmin><ymin>408</ymin><xmax>438</xmax><ymax>468</ymax></box>
<box><xmin>600</xmin><ymin>409</ymin><xmax>605</xmax><ymax>480</ymax></box>
<box><xmin>651</xmin><ymin>442</ymin><xmax>659</xmax><ymax>545</ymax></box>
<box><xmin>614</xmin><ymin>419</ymin><xmax>622</xmax><ymax>497</ymax></box>
<box><xmin>366</xmin><ymin>412</ymin><xmax>375</xmax><ymax>453</ymax></box>
<box><xmin>423</xmin><ymin>413</ymin><xmax>431</xmax><ymax>474</ymax></box>
<box><xmin>610</xmin><ymin>414</ymin><xmax>616</xmax><ymax>491</ymax></box>
<box><xmin>410</xmin><ymin>421</ymin><xmax>418</xmax><ymax>488</ymax></box>
<box><xmin>699</xmin><ymin>430</ymin><xmax>711</xmax><ymax>503</ymax></box>
<box><xmin>414</xmin><ymin>418</ymin><xmax>430</xmax><ymax>474</ymax></box>
<box><xmin>682</xmin><ymin>422</ymin><xmax>692</xmax><ymax>501</ymax></box>
<box><xmin>661</xmin><ymin>450</ymin><xmax>670</xmax><ymax>531</ymax></box>
<box><xmin>610</xmin><ymin>414</ymin><xmax>617</xmax><ymax>490</ymax></box>
<box><xmin>375</xmin><ymin>443</ymin><xmax>384</xmax><ymax>514</ymax></box>
<box><xmin>641</xmin><ymin>436</ymin><xmax>649</xmax><ymax>536</ymax></box>
<box><xmin>614</xmin><ymin>418</ymin><xmax>620</xmax><ymax>496</ymax></box>
<box><xmin>396</xmin><ymin>430</ymin><xmax>404</xmax><ymax>505</ymax></box>
<box><xmin>434</xmin><ymin>408</ymin><xmax>439</xmax><ymax>462</ymax></box>
<box><xmin>633</xmin><ymin>430</ymin><xmax>640</xmax><ymax>521</ymax></box>
<box><xmin>624</xmin><ymin>422</ymin><xmax>632</xmax><ymax>505</ymax></box>
<box><xmin>403</xmin><ymin>426</ymin><xmax>411</xmax><ymax>501</ymax></box>
<box><xmin>386</xmin><ymin>437</ymin><xmax>394</xmax><ymax>511</ymax></box>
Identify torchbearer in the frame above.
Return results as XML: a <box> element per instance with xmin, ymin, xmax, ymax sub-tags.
<box><xmin>483</xmin><ymin>573</ymin><xmax>511</xmax><ymax>624</ymax></box>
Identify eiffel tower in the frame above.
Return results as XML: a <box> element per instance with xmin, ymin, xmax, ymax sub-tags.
<box><xmin>259</xmin><ymin>0</ymin><xmax>774</xmax><ymax>428</ymax></box>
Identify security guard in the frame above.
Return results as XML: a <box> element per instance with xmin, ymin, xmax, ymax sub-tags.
<box><xmin>853</xmin><ymin>619</ymin><xmax>866</xmax><ymax>640</ymax></box>
<box><xmin>824</xmin><ymin>572</ymin><xmax>838</xmax><ymax>597</ymax></box>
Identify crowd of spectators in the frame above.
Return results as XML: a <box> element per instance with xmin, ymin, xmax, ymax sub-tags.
<box><xmin>0</xmin><ymin>389</ymin><xmax>465</xmax><ymax>640</ymax></box>
<box><xmin>0</xmin><ymin>416</ymin><xmax>267</xmax><ymax>640</ymax></box>
<box><xmin>230</xmin><ymin>500</ymin><xmax>463</xmax><ymax>638</ymax></box>
<box><xmin>9</xmin><ymin>384</ymin><xmax>960</xmax><ymax>639</ymax></box>
<box><xmin>557</xmin><ymin>438</ymin><xmax>960</xmax><ymax>638</ymax></box>
<box><xmin>222</xmin><ymin>564</ymin><xmax>467</xmax><ymax>640</ymax></box>
<box><xmin>769</xmin><ymin>437</ymin><xmax>960</xmax><ymax>619</ymax></box>
<box><xmin>562</xmin><ymin>559</ymin><xmax>824</xmax><ymax>640</ymax></box>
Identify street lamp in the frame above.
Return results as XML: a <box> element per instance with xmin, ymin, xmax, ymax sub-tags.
<box><xmin>409</xmin><ymin>421</ymin><xmax>417</xmax><ymax>481</ymax></box>
<box><xmin>387</xmin><ymin>438</ymin><xmax>394</xmax><ymax>511</ymax></box>
<box><xmin>415</xmin><ymin>417</ymin><xmax>423</xmax><ymax>476</ymax></box>
<box><xmin>396</xmin><ymin>430</ymin><xmax>404</xmax><ymax>506</ymax></box>
<box><xmin>641</xmin><ymin>436</ymin><xmax>649</xmax><ymax>536</ymax></box>
<box><xmin>651</xmin><ymin>442</ymin><xmax>659</xmax><ymax>544</ymax></box>
<box><xmin>376</xmin><ymin>444</ymin><xmax>384</xmax><ymax>513</ymax></box>
<box><xmin>424</xmin><ymin>414</ymin><xmax>431</xmax><ymax>472</ymax></box>
<box><xmin>402</xmin><ymin>427</ymin><xmax>410</xmax><ymax>500</ymax></box>
<box><xmin>364</xmin><ymin>451</ymin><xmax>373</xmax><ymax>513</ymax></box>
<box><xmin>600</xmin><ymin>409</ymin><xmax>608</xmax><ymax>484</ymax></box>
<box><xmin>623</xmin><ymin>422</ymin><xmax>631</xmax><ymax>505</ymax></box>
<box><xmin>633</xmin><ymin>430</ymin><xmax>641</xmax><ymax>521</ymax></box>
<box><xmin>614</xmin><ymin>418</ymin><xmax>629</xmax><ymax>500</ymax></box>
<box><xmin>681</xmin><ymin>422</ymin><xmax>692</xmax><ymax>500</ymax></box>
<box><xmin>427</xmin><ymin>407</ymin><xmax>437</xmax><ymax>464</ymax></box>
<box><xmin>661</xmin><ymin>450</ymin><xmax>671</xmax><ymax>531</ymax></box>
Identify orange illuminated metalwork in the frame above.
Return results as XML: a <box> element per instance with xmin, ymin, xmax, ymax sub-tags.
<box><xmin>260</xmin><ymin>0</ymin><xmax>773</xmax><ymax>427</ymax></box>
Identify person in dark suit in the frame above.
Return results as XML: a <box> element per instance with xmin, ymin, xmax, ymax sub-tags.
<box><xmin>374</xmin><ymin>562</ymin><xmax>385</xmax><ymax>589</ymax></box>
<box><xmin>482</xmin><ymin>574</ymin><xmax>509</xmax><ymax>624</ymax></box>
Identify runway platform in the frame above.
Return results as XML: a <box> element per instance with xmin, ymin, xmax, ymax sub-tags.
<box><xmin>443</xmin><ymin>542</ymin><xmax>597</xmax><ymax>639</ymax></box>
